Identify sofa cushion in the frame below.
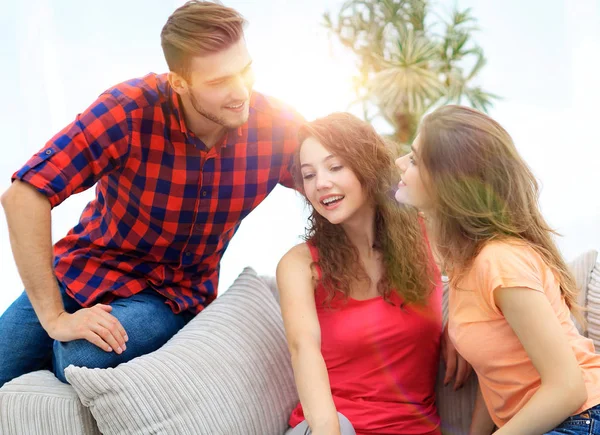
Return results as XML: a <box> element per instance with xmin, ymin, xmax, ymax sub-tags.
<box><xmin>65</xmin><ymin>267</ymin><xmax>298</xmax><ymax>435</ymax></box>
<box><xmin>0</xmin><ymin>370</ymin><xmax>100</xmax><ymax>435</ymax></box>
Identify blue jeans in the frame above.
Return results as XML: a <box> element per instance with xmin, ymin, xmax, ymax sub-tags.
<box><xmin>545</xmin><ymin>404</ymin><xmax>600</xmax><ymax>434</ymax></box>
<box><xmin>0</xmin><ymin>281</ymin><xmax>193</xmax><ymax>387</ymax></box>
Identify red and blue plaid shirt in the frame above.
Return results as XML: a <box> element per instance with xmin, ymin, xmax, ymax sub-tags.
<box><xmin>13</xmin><ymin>73</ymin><xmax>302</xmax><ymax>314</ymax></box>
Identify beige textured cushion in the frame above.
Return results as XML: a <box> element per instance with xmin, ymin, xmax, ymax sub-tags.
<box><xmin>65</xmin><ymin>267</ymin><xmax>298</xmax><ymax>435</ymax></box>
<box><xmin>0</xmin><ymin>370</ymin><xmax>100</xmax><ymax>435</ymax></box>
<box><xmin>260</xmin><ymin>275</ymin><xmax>280</xmax><ymax>304</ymax></box>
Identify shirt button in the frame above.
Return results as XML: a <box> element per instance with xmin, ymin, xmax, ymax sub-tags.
<box><xmin>201</xmin><ymin>190</ymin><xmax>207</xmax><ymax>197</ymax></box>
<box><xmin>587</xmin><ymin>420</ymin><xmax>591</xmax><ymax>425</ymax></box>
<box><xmin>185</xmin><ymin>252</ymin><xmax>191</xmax><ymax>256</ymax></box>
<box><xmin>45</xmin><ymin>149</ymin><xmax>52</xmax><ymax>155</ymax></box>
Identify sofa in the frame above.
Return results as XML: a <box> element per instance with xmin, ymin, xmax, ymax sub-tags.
<box><xmin>1</xmin><ymin>249</ymin><xmax>598</xmax><ymax>435</ymax></box>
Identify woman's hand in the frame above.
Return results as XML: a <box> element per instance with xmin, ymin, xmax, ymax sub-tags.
<box><xmin>441</xmin><ymin>323</ymin><xmax>472</xmax><ymax>390</ymax></box>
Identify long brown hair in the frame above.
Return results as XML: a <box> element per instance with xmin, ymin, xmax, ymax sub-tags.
<box><xmin>161</xmin><ymin>1</ymin><xmax>246</xmax><ymax>81</ymax></box>
<box><xmin>417</xmin><ymin>105</ymin><xmax>580</xmax><ymax>314</ymax></box>
<box><xmin>293</xmin><ymin>113</ymin><xmax>435</xmax><ymax>305</ymax></box>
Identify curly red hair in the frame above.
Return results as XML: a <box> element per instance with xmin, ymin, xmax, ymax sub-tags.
<box><xmin>293</xmin><ymin>113</ymin><xmax>436</xmax><ymax>305</ymax></box>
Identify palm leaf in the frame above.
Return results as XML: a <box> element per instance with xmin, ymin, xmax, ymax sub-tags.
<box><xmin>324</xmin><ymin>0</ymin><xmax>499</xmax><ymax>137</ymax></box>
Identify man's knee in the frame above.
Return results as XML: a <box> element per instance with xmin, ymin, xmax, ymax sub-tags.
<box><xmin>51</xmin><ymin>319</ymin><xmax>183</xmax><ymax>383</ymax></box>
<box><xmin>51</xmin><ymin>292</ymin><xmax>190</xmax><ymax>383</ymax></box>
<box><xmin>52</xmin><ymin>339</ymin><xmax>124</xmax><ymax>383</ymax></box>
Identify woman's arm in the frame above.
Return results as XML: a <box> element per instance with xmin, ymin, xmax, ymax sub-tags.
<box><xmin>493</xmin><ymin>287</ymin><xmax>587</xmax><ymax>435</ymax></box>
<box><xmin>469</xmin><ymin>382</ymin><xmax>495</xmax><ymax>435</ymax></box>
<box><xmin>277</xmin><ymin>244</ymin><xmax>340</xmax><ymax>435</ymax></box>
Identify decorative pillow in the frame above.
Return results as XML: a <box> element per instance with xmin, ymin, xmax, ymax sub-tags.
<box><xmin>66</xmin><ymin>267</ymin><xmax>298</xmax><ymax>435</ymax></box>
<box><xmin>0</xmin><ymin>370</ymin><xmax>100</xmax><ymax>435</ymax></box>
<box><xmin>260</xmin><ymin>274</ymin><xmax>280</xmax><ymax>304</ymax></box>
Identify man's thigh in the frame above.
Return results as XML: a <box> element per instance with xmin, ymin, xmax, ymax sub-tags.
<box><xmin>0</xmin><ymin>284</ymin><xmax>79</xmax><ymax>388</ymax></box>
<box><xmin>53</xmin><ymin>289</ymin><xmax>193</xmax><ymax>383</ymax></box>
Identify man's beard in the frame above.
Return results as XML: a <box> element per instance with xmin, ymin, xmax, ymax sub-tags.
<box><xmin>189</xmin><ymin>93</ymin><xmax>247</xmax><ymax>129</ymax></box>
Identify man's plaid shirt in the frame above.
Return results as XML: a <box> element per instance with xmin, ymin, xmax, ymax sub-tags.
<box><xmin>13</xmin><ymin>73</ymin><xmax>302</xmax><ymax>314</ymax></box>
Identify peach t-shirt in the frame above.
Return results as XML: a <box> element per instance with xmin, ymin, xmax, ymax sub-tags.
<box><xmin>448</xmin><ymin>239</ymin><xmax>600</xmax><ymax>428</ymax></box>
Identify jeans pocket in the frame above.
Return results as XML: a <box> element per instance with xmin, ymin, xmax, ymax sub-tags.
<box><xmin>547</xmin><ymin>417</ymin><xmax>592</xmax><ymax>435</ymax></box>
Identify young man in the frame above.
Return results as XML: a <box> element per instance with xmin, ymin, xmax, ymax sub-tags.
<box><xmin>0</xmin><ymin>0</ymin><xmax>302</xmax><ymax>386</ymax></box>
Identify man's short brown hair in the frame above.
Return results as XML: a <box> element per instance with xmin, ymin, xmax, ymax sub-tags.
<box><xmin>161</xmin><ymin>1</ymin><xmax>246</xmax><ymax>81</ymax></box>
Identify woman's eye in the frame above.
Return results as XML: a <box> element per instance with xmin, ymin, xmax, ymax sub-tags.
<box><xmin>330</xmin><ymin>165</ymin><xmax>343</xmax><ymax>172</ymax></box>
<box><xmin>302</xmin><ymin>173</ymin><xmax>315</xmax><ymax>180</ymax></box>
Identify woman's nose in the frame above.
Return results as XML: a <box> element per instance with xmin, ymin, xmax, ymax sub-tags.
<box><xmin>316</xmin><ymin>174</ymin><xmax>332</xmax><ymax>190</ymax></box>
<box><xmin>395</xmin><ymin>156</ymin><xmax>405</xmax><ymax>171</ymax></box>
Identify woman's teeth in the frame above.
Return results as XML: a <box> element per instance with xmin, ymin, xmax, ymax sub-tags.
<box><xmin>322</xmin><ymin>195</ymin><xmax>344</xmax><ymax>205</ymax></box>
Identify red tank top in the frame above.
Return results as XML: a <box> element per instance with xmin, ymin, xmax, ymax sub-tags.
<box><xmin>289</xmin><ymin>243</ymin><xmax>443</xmax><ymax>435</ymax></box>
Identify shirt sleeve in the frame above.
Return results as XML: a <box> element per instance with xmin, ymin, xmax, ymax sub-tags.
<box><xmin>474</xmin><ymin>242</ymin><xmax>546</xmax><ymax>315</ymax></box>
<box><xmin>12</xmin><ymin>92</ymin><xmax>130</xmax><ymax>208</ymax></box>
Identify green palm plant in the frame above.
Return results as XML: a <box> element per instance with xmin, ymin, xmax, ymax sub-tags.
<box><xmin>324</xmin><ymin>0</ymin><xmax>498</xmax><ymax>151</ymax></box>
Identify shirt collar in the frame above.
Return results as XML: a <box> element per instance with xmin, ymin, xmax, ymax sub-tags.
<box><xmin>169</xmin><ymin>85</ymin><xmax>244</xmax><ymax>148</ymax></box>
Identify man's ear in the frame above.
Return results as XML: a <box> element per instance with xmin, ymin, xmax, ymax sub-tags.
<box><xmin>168</xmin><ymin>71</ymin><xmax>188</xmax><ymax>96</ymax></box>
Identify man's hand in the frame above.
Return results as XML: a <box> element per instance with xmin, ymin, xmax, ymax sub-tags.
<box><xmin>441</xmin><ymin>324</ymin><xmax>472</xmax><ymax>390</ymax></box>
<box><xmin>46</xmin><ymin>304</ymin><xmax>128</xmax><ymax>354</ymax></box>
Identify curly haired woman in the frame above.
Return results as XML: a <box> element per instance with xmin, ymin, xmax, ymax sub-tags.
<box><xmin>278</xmin><ymin>113</ymin><xmax>454</xmax><ymax>435</ymax></box>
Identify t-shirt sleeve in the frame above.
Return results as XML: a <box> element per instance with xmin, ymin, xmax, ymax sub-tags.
<box><xmin>474</xmin><ymin>242</ymin><xmax>546</xmax><ymax>315</ymax></box>
<box><xmin>12</xmin><ymin>92</ymin><xmax>130</xmax><ymax>208</ymax></box>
